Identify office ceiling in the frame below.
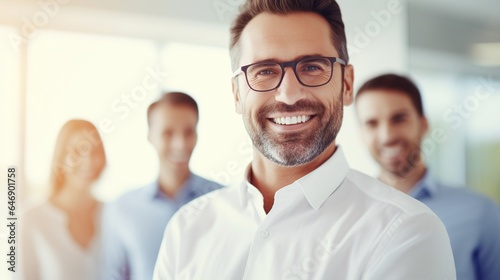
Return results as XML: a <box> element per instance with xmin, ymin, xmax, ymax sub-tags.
<box><xmin>409</xmin><ymin>0</ymin><xmax>500</xmax><ymax>74</ymax></box>
<box><xmin>12</xmin><ymin>0</ymin><xmax>500</xmax><ymax>73</ymax></box>
<box><xmin>17</xmin><ymin>0</ymin><xmax>500</xmax><ymax>28</ymax></box>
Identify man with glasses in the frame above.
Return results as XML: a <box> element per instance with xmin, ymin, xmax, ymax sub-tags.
<box><xmin>153</xmin><ymin>1</ymin><xmax>455</xmax><ymax>279</ymax></box>
<box><xmin>355</xmin><ymin>73</ymin><xmax>500</xmax><ymax>280</ymax></box>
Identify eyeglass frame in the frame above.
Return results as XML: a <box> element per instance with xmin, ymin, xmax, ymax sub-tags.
<box><xmin>232</xmin><ymin>56</ymin><xmax>346</xmax><ymax>92</ymax></box>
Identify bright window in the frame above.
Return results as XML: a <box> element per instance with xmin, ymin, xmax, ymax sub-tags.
<box><xmin>25</xmin><ymin>30</ymin><xmax>160</xmax><ymax>200</ymax></box>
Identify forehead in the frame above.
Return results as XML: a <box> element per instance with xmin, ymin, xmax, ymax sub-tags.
<box><xmin>239</xmin><ymin>12</ymin><xmax>337</xmax><ymax>64</ymax></box>
<box><xmin>356</xmin><ymin>90</ymin><xmax>418</xmax><ymax>119</ymax></box>
<box><xmin>66</xmin><ymin>128</ymin><xmax>102</xmax><ymax>149</ymax></box>
<box><xmin>67</xmin><ymin>131</ymin><xmax>90</xmax><ymax>146</ymax></box>
<box><xmin>150</xmin><ymin>104</ymin><xmax>197</xmax><ymax>125</ymax></box>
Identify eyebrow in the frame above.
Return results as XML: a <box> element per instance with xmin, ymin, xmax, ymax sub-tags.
<box><xmin>362</xmin><ymin>109</ymin><xmax>410</xmax><ymax>125</ymax></box>
<box><xmin>391</xmin><ymin>110</ymin><xmax>410</xmax><ymax>118</ymax></box>
<box><xmin>250</xmin><ymin>53</ymin><xmax>327</xmax><ymax>64</ymax></box>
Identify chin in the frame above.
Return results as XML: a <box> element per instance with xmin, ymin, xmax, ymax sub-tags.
<box><xmin>378</xmin><ymin>161</ymin><xmax>402</xmax><ymax>175</ymax></box>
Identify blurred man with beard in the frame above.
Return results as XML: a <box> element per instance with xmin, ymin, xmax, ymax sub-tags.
<box><xmin>153</xmin><ymin>1</ymin><xmax>456</xmax><ymax>279</ymax></box>
<box><xmin>355</xmin><ymin>73</ymin><xmax>500</xmax><ymax>280</ymax></box>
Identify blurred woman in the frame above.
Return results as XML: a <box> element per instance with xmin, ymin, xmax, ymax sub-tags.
<box><xmin>18</xmin><ymin>119</ymin><xmax>106</xmax><ymax>280</ymax></box>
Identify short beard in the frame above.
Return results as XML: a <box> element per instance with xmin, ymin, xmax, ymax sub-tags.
<box><xmin>244</xmin><ymin>98</ymin><xmax>343</xmax><ymax>166</ymax></box>
<box><xmin>381</xmin><ymin>143</ymin><xmax>422</xmax><ymax>179</ymax></box>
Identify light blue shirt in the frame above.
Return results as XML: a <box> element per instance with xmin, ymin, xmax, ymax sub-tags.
<box><xmin>100</xmin><ymin>173</ymin><xmax>223</xmax><ymax>280</ymax></box>
<box><xmin>410</xmin><ymin>171</ymin><xmax>500</xmax><ymax>280</ymax></box>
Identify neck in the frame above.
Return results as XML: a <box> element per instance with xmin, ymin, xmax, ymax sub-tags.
<box><xmin>250</xmin><ymin>143</ymin><xmax>336</xmax><ymax>213</ymax></box>
<box><xmin>51</xmin><ymin>181</ymin><xmax>97</xmax><ymax>212</ymax></box>
<box><xmin>379</xmin><ymin>162</ymin><xmax>427</xmax><ymax>194</ymax></box>
<box><xmin>158</xmin><ymin>164</ymin><xmax>191</xmax><ymax>198</ymax></box>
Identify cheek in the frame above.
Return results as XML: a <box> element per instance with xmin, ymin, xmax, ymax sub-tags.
<box><xmin>84</xmin><ymin>154</ymin><xmax>101</xmax><ymax>167</ymax></box>
<box><xmin>316</xmin><ymin>83</ymin><xmax>342</xmax><ymax>106</ymax></box>
<box><xmin>241</xmin><ymin>78</ymin><xmax>278</xmax><ymax>106</ymax></box>
<box><xmin>417</xmin><ymin>126</ymin><xmax>427</xmax><ymax>141</ymax></box>
<box><xmin>240</xmin><ymin>95</ymin><xmax>260</xmax><ymax>119</ymax></box>
<box><xmin>158</xmin><ymin>135</ymin><xmax>170</xmax><ymax>148</ymax></box>
<box><xmin>94</xmin><ymin>154</ymin><xmax>106</xmax><ymax>168</ymax></box>
<box><xmin>238</xmin><ymin>89</ymin><xmax>253</xmax><ymax>110</ymax></box>
<box><xmin>363</xmin><ymin>130</ymin><xmax>379</xmax><ymax>148</ymax></box>
<box><xmin>399</xmin><ymin>125</ymin><xmax>421</xmax><ymax>143</ymax></box>
<box><xmin>187</xmin><ymin>137</ymin><xmax>197</xmax><ymax>151</ymax></box>
<box><xmin>63</xmin><ymin>150</ymin><xmax>80</xmax><ymax>170</ymax></box>
<box><xmin>162</xmin><ymin>141</ymin><xmax>171</xmax><ymax>151</ymax></box>
<box><xmin>326</xmin><ymin>75</ymin><xmax>343</xmax><ymax>92</ymax></box>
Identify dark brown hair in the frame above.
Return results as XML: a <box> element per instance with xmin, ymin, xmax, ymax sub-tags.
<box><xmin>356</xmin><ymin>74</ymin><xmax>425</xmax><ymax>116</ymax></box>
<box><xmin>147</xmin><ymin>91</ymin><xmax>199</xmax><ymax>126</ymax></box>
<box><xmin>229</xmin><ymin>0</ymin><xmax>348</xmax><ymax>71</ymax></box>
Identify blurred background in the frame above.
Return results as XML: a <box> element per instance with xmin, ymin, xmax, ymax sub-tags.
<box><xmin>0</xmin><ymin>0</ymin><xmax>499</xmax><ymax>217</ymax></box>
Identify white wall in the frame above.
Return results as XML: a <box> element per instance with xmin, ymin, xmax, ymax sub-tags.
<box><xmin>338</xmin><ymin>0</ymin><xmax>409</xmax><ymax>176</ymax></box>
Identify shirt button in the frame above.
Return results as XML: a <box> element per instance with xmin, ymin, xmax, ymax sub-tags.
<box><xmin>261</xmin><ymin>230</ymin><xmax>269</xmax><ymax>238</ymax></box>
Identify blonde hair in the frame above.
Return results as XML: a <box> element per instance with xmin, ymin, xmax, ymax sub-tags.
<box><xmin>49</xmin><ymin>119</ymin><xmax>106</xmax><ymax>197</ymax></box>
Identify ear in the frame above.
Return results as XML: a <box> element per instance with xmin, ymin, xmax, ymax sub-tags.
<box><xmin>342</xmin><ymin>64</ymin><xmax>354</xmax><ymax>106</ymax></box>
<box><xmin>421</xmin><ymin>116</ymin><xmax>429</xmax><ymax>136</ymax></box>
<box><xmin>232</xmin><ymin>78</ymin><xmax>242</xmax><ymax>114</ymax></box>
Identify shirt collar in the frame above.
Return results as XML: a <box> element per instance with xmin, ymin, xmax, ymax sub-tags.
<box><xmin>143</xmin><ymin>181</ymin><xmax>161</xmax><ymax>199</ymax></box>
<box><xmin>409</xmin><ymin>169</ymin><xmax>439</xmax><ymax>199</ymax></box>
<box><xmin>296</xmin><ymin>147</ymin><xmax>350</xmax><ymax>210</ymax></box>
<box><xmin>240</xmin><ymin>146</ymin><xmax>350</xmax><ymax>211</ymax></box>
<box><xmin>145</xmin><ymin>173</ymin><xmax>199</xmax><ymax>202</ymax></box>
<box><xmin>239</xmin><ymin>164</ymin><xmax>253</xmax><ymax>207</ymax></box>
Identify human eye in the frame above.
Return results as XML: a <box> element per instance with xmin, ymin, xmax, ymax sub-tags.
<box><xmin>258</xmin><ymin>69</ymin><xmax>275</xmax><ymax>75</ymax></box>
<box><xmin>248</xmin><ymin>63</ymin><xmax>280</xmax><ymax>78</ymax></box>
<box><xmin>304</xmin><ymin>65</ymin><xmax>322</xmax><ymax>71</ymax></box>
<box><xmin>298</xmin><ymin>58</ymin><xmax>330</xmax><ymax>75</ymax></box>
<box><xmin>163</xmin><ymin>130</ymin><xmax>173</xmax><ymax>138</ymax></box>
<box><xmin>365</xmin><ymin>120</ymin><xmax>378</xmax><ymax>129</ymax></box>
<box><xmin>392</xmin><ymin>113</ymin><xmax>407</xmax><ymax>124</ymax></box>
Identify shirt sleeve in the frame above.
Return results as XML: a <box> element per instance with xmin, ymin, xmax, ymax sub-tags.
<box><xmin>153</xmin><ymin>213</ymin><xmax>179</xmax><ymax>280</ymax></box>
<box><xmin>475</xmin><ymin>201</ymin><xmax>500</xmax><ymax>280</ymax></box>
<box><xmin>363</xmin><ymin>212</ymin><xmax>456</xmax><ymax>280</ymax></box>
<box><xmin>100</xmin><ymin>204</ymin><xmax>131</xmax><ymax>280</ymax></box>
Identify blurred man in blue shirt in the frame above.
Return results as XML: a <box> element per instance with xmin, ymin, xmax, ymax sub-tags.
<box><xmin>355</xmin><ymin>73</ymin><xmax>500</xmax><ymax>280</ymax></box>
<box><xmin>100</xmin><ymin>92</ymin><xmax>223</xmax><ymax>280</ymax></box>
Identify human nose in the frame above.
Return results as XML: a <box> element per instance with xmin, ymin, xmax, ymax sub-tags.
<box><xmin>171</xmin><ymin>134</ymin><xmax>187</xmax><ymax>151</ymax></box>
<box><xmin>378</xmin><ymin>122</ymin><xmax>397</xmax><ymax>146</ymax></box>
<box><xmin>274</xmin><ymin>68</ymin><xmax>306</xmax><ymax>105</ymax></box>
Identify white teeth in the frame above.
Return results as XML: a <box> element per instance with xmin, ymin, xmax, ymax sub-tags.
<box><xmin>381</xmin><ymin>147</ymin><xmax>402</xmax><ymax>158</ymax></box>
<box><xmin>272</xmin><ymin>115</ymin><xmax>311</xmax><ymax>125</ymax></box>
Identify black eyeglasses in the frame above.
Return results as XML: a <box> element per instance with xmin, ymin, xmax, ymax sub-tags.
<box><xmin>232</xmin><ymin>56</ymin><xmax>345</xmax><ymax>92</ymax></box>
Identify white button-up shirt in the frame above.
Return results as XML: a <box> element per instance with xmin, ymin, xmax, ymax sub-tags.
<box><xmin>153</xmin><ymin>147</ymin><xmax>456</xmax><ymax>280</ymax></box>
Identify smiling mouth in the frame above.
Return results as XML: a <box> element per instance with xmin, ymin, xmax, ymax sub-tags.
<box><xmin>271</xmin><ymin>115</ymin><xmax>313</xmax><ymax>125</ymax></box>
<box><xmin>169</xmin><ymin>154</ymin><xmax>190</xmax><ymax>163</ymax></box>
<box><xmin>380</xmin><ymin>146</ymin><xmax>404</xmax><ymax>160</ymax></box>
